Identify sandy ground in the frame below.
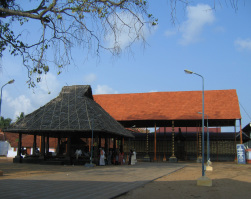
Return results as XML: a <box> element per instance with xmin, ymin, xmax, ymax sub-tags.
<box><xmin>118</xmin><ymin>162</ymin><xmax>251</xmax><ymax>199</ymax></box>
<box><xmin>0</xmin><ymin>157</ymin><xmax>88</xmax><ymax>179</ymax></box>
<box><xmin>1</xmin><ymin>157</ymin><xmax>251</xmax><ymax>199</ymax></box>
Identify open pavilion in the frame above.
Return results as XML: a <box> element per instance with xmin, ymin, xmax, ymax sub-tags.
<box><xmin>4</xmin><ymin>85</ymin><xmax>133</xmax><ymax>165</ymax></box>
<box><xmin>94</xmin><ymin>89</ymin><xmax>245</xmax><ymax>162</ymax></box>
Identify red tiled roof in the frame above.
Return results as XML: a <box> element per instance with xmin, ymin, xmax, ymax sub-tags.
<box><xmin>3</xmin><ymin>132</ymin><xmax>57</xmax><ymax>148</ymax></box>
<box><xmin>94</xmin><ymin>89</ymin><xmax>241</xmax><ymax>123</ymax></box>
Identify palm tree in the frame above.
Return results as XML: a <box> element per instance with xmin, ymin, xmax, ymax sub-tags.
<box><xmin>16</xmin><ymin>112</ymin><xmax>25</xmax><ymax>122</ymax></box>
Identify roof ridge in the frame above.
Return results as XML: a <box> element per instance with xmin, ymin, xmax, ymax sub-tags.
<box><xmin>94</xmin><ymin>89</ymin><xmax>237</xmax><ymax>96</ymax></box>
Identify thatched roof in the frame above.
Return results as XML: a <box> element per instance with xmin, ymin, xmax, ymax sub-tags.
<box><xmin>5</xmin><ymin>85</ymin><xmax>133</xmax><ymax>138</ymax></box>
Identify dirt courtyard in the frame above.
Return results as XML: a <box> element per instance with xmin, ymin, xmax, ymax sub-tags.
<box><xmin>1</xmin><ymin>157</ymin><xmax>251</xmax><ymax>199</ymax></box>
<box><xmin>118</xmin><ymin>162</ymin><xmax>251</xmax><ymax>199</ymax></box>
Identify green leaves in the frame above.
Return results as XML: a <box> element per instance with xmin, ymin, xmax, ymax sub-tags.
<box><xmin>0</xmin><ymin>21</ymin><xmax>28</xmax><ymax>57</ymax></box>
<box><xmin>0</xmin><ymin>116</ymin><xmax>12</xmax><ymax>129</ymax></box>
<box><xmin>57</xmin><ymin>14</ymin><xmax>62</xmax><ymax>20</ymax></box>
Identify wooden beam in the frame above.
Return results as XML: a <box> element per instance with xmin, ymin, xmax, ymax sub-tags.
<box><xmin>154</xmin><ymin>123</ymin><xmax>157</xmax><ymax>161</ymax></box>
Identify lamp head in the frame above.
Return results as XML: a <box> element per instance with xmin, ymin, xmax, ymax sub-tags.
<box><xmin>184</xmin><ymin>69</ymin><xmax>194</xmax><ymax>74</ymax></box>
<box><xmin>8</xmin><ymin>79</ymin><xmax>15</xmax><ymax>84</ymax></box>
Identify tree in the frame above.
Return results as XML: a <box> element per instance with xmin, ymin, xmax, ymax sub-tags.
<box><xmin>16</xmin><ymin>112</ymin><xmax>24</xmax><ymax>122</ymax></box>
<box><xmin>0</xmin><ymin>116</ymin><xmax>12</xmax><ymax>129</ymax></box>
<box><xmin>0</xmin><ymin>0</ymin><xmax>157</xmax><ymax>87</ymax></box>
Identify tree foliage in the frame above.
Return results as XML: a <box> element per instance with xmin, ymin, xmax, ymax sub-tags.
<box><xmin>0</xmin><ymin>116</ymin><xmax>12</xmax><ymax>129</ymax></box>
<box><xmin>16</xmin><ymin>111</ymin><xmax>24</xmax><ymax>122</ymax></box>
<box><xmin>0</xmin><ymin>0</ymin><xmax>157</xmax><ymax>87</ymax></box>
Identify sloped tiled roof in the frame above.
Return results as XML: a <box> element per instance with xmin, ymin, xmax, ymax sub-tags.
<box><xmin>94</xmin><ymin>89</ymin><xmax>241</xmax><ymax>127</ymax></box>
<box><xmin>5</xmin><ymin>85</ymin><xmax>133</xmax><ymax>138</ymax></box>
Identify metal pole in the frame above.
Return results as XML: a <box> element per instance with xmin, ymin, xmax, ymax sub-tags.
<box><xmin>206</xmin><ymin>114</ymin><xmax>209</xmax><ymax>163</ymax></box>
<box><xmin>201</xmin><ymin>74</ymin><xmax>205</xmax><ymax>177</ymax></box>
<box><xmin>0</xmin><ymin>83</ymin><xmax>8</xmax><ymax>118</ymax></box>
<box><xmin>0</xmin><ymin>80</ymin><xmax>15</xmax><ymax>118</ymax></box>
<box><xmin>193</xmin><ymin>72</ymin><xmax>205</xmax><ymax>176</ymax></box>
<box><xmin>186</xmin><ymin>70</ymin><xmax>205</xmax><ymax>176</ymax></box>
<box><xmin>199</xmin><ymin>112</ymin><xmax>209</xmax><ymax>164</ymax></box>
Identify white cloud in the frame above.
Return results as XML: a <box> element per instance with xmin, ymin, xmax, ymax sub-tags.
<box><xmin>1</xmin><ymin>90</ymin><xmax>34</xmax><ymax>120</ymax></box>
<box><xmin>83</xmin><ymin>73</ymin><xmax>97</xmax><ymax>84</ymax></box>
<box><xmin>179</xmin><ymin>4</ymin><xmax>215</xmax><ymax>45</ymax></box>
<box><xmin>1</xmin><ymin>73</ymin><xmax>61</xmax><ymax>120</ymax></box>
<box><xmin>235</xmin><ymin>38</ymin><xmax>251</xmax><ymax>51</ymax></box>
<box><xmin>94</xmin><ymin>85</ymin><xmax>118</xmax><ymax>94</ymax></box>
<box><xmin>105</xmin><ymin>12</ymin><xmax>154</xmax><ymax>51</ymax></box>
<box><xmin>7</xmin><ymin>95</ymin><xmax>34</xmax><ymax>119</ymax></box>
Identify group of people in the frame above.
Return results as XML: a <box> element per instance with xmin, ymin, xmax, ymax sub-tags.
<box><xmin>99</xmin><ymin>148</ymin><xmax>136</xmax><ymax>166</ymax></box>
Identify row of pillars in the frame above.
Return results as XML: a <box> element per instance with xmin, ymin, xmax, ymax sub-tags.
<box><xmin>146</xmin><ymin>119</ymin><xmax>243</xmax><ymax>163</ymax></box>
<box><xmin>143</xmin><ymin>121</ymin><xmax>178</xmax><ymax>162</ymax></box>
<box><xmin>14</xmin><ymin>132</ymin><xmax>126</xmax><ymax>164</ymax></box>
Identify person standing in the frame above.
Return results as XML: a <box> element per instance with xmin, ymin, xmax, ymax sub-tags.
<box><xmin>99</xmin><ymin>148</ymin><xmax>105</xmax><ymax>166</ymax></box>
<box><xmin>128</xmin><ymin>149</ymin><xmax>133</xmax><ymax>165</ymax></box>
<box><xmin>119</xmin><ymin>150</ymin><xmax>124</xmax><ymax>165</ymax></box>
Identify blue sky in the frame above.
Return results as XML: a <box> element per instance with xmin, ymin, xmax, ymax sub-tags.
<box><xmin>0</xmin><ymin>0</ymin><xmax>251</xmax><ymax>131</ymax></box>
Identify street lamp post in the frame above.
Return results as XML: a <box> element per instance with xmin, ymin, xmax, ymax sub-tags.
<box><xmin>184</xmin><ymin>69</ymin><xmax>205</xmax><ymax>177</ymax></box>
<box><xmin>198</xmin><ymin>112</ymin><xmax>210</xmax><ymax>165</ymax></box>
<box><xmin>0</xmin><ymin>79</ymin><xmax>15</xmax><ymax>118</ymax></box>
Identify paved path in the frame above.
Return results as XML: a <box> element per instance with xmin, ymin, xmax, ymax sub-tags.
<box><xmin>0</xmin><ymin>162</ymin><xmax>185</xmax><ymax>199</ymax></box>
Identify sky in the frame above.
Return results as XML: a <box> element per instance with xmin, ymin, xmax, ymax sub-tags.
<box><xmin>0</xmin><ymin>0</ymin><xmax>251</xmax><ymax>132</ymax></box>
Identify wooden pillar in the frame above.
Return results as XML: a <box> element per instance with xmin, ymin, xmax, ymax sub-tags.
<box><xmin>154</xmin><ymin>123</ymin><xmax>157</xmax><ymax>161</ymax></box>
<box><xmin>146</xmin><ymin>128</ymin><xmax>149</xmax><ymax>154</ymax></box>
<box><xmin>113</xmin><ymin>138</ymin><xmax>116</xmax><ymax>151</ymax></box>
<box><xmin>99</xmin><ymin>137</ymin><xmax>102</xmax><ymax>149</ymax></box>
<box><xmin>196</xmin><ymin>126</ymin><xmax>198</xmax><ymax>158</ymax></box>
<box><xmin>32</xmin><ymin>134</ymin><xmax>37</xmax><ymax>156</ymax></box>
<box><xmin>46</xmin><ymin>134</ymin><xmax>50</xmax><ymax>155</ymax></box>
<box><xmin>13</xmin><ymin>132</ymin><xmax>23</xmax><ymax>163</ymax></box>
<box><xmin>40</xmin><ymin>134</ymin><xmax>45</xmax><ymax>159</ymax></box>
<box><xmin>89</xmin><ymin>138</ymin><xmax>91</xmax><ymax>152</ymax></box>
<box><xmin>66</xmin><ymin>136</ymin><xmax>71</xmax><ymax>157</ymax></box>
<box><xmin>120</xmin><ymin>137</ymin><xmax>124</xmax><ymax>153</ymax></box>
<box><xmin>66</xmin><ymin>136</ymin><xmax>72</xmax><ymax>164</ymax></box>
<box><xmin>163</xmin><ymin>127</ymin><xmax>166</xmax><ymax>161</ymax></box>
<box><xmin>17</xmin><ymin>132</ymin><xmax>22</xmax><ymax>157</ymax></box>
<box><xmin>94</xmin><ymin>135</ymin><xmax>99</xmax><ymax>165</ymax></box>
<box><xmin>57</xmin><ymin>136</ymin><xmax>61</xmax><ymax>155</ymax></box>
<box><xmin>217</xmin><ymin>126</ymin><xmax>219</xmax><ymax>162</ymax></box>
<box><xmin>105</xmin><ymin>136</ymin><xmax>109</xmax><ymax>155</ymax></box>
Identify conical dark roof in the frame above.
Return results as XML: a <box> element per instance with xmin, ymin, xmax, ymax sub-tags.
<box><xmin>5</xmin><ymin>85</ymin><xmax>133</xmax><ymax>138</ymax></box>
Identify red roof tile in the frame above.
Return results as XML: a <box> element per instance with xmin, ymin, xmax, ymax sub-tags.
<box><xmin>94</xmin><ymin>89</ymin><xmax>241</xmax><ymax>122</ymax></box>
